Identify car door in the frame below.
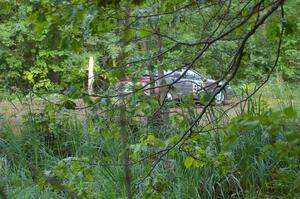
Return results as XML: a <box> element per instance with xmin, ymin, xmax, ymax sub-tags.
<box><xmin>172</xmin><ymin>71</ymin><xmax>194</xmax><ymax>97</ymax></box>
<box><xmin>182</xmin><ymin>70</ymin><xmax>206</xmax><ymax>96</ymax></box>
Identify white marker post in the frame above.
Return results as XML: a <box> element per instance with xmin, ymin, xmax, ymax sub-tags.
<box><xmin>88</xmin><ymin>56</ymin><xmax>94</xmax><ymax>95</ymax></box>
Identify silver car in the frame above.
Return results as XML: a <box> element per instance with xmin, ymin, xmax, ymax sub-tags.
<box><xmin>118</xmin><ymin>68</ymin><xmax>233</xmax><ymax>105</ymax></box>
<box><xmin>140</xmin><ymin>69</ymin><xmax>233</xmax><ymax>105</ymax></box>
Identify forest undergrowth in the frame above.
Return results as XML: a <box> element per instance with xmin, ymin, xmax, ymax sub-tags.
<box><xmin>0</xmin><ymin>82</ymin><xmax>299</xmax><ymax>199</ymax></box>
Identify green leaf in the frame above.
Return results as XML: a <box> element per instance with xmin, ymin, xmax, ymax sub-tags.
<box><xmin>184</xmin><ymin>156</ymin><xmax>194</xmax><ymax>168</ymax></box>
<box><xmin>84</xmin><ymin>169</ymin><xmax>94</xmax><ymax>182</ymax></box>
<box><xmin>266</xmin><ymin>22</ymin><xmax>280</xmax><ymax>41</ymax></box>
<box><xmin>258</xmin><ymin>153</ymin><xmax>268</xmax><ymax>160</ymax></box>
<box><xmin>283</xmin><ymin>106</ymin><xmax>297</xmax><ymax>118</ymax></box>
<box><xmin>241</xmin><ymin>7</ymin><xmax>250</xmax><ymax>17</ymax></box>
<box><xmin>193</xmin><ymin>160</ymin><xmax>205</xmax><ymax>168</ymax></box>
<box><xmin>242</xmin><ymin>51</ymin><xmax>251</xmax><ymax>62</ymax></box>
<box><xmin>224</xmin><ymin>133</ymin><xmax>237</xmax><ymax>147</ymax></box>
<box><xmin>283</xmin><ymin>20</ymin><xmax>297</xmax><ymax>35</ymax></box>
<box><xmin>63</xmin><ymin>100</ymin><xmax>77</xmax><ymax>110</ymax></box>
<box><xmin>139</xmin><ymin>29</ymin><xmax>149</xmax><ymax>37</ymax></box>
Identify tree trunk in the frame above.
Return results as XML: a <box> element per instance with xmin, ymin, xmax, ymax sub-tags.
<box><xmin>155</xmin><ymin>12</ymin><xmax>169</xmax><ymax>121</ymax></box>
<box><xmin>143</xmin><ymin>40</ymin><xmax>155</xmax><ymax>95</ymax></box>
<box><xmin>118</xmin><ymin>4</ymin><xmax>132</xmax><ymax>199</ymax></box>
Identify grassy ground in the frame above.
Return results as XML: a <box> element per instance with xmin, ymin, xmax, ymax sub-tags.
<box><xmin>0</xmin><ymin>81</ymin><xmax>299</xmax><ymax>198</ymax></box>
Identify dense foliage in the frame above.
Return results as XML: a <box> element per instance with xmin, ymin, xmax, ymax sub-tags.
<box><xmin>0</xmin><ymin>0</ymin><xmax>299</xmax><ymax>198</ymax></box>
<box><xmin>1</xmin><ymin>0</ymin><xmax>299</xmax><ymax>93</ymax></box>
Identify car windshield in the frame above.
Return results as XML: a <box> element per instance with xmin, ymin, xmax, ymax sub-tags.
<box><xmin>182</xmin><ymin>69</ymin><xmax>205</xmax><ymax>81</ymax></box>
<box><xmin>161</xmin><ymin>69</ymin><xmax>205</xmax><ymax>81</ymax></box>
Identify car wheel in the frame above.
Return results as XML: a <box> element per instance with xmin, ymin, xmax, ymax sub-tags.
<box><xmin>215</xmin><ymin>90</ymin><xmax>225</xmax><ymax>105</ymax></box>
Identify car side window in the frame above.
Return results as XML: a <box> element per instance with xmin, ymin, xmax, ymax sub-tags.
<box><xmin>172</xmin><ymin>72</ymin><xmax>181</xmax><ymax>78</ymax></box>
<box><xmin>184</xmin><ymin>70</ymin><xmax>204</xmax><ymax>81</ymax></box>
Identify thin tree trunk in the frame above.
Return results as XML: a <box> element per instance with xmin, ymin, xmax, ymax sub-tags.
<box><xmin>156</xmin><ymin>26</ymin><xmax>167</xmax><ymax>102</ymax></box>
<box><xmin>0</xmin><ymin>187</ymin><xmax>7</xmax><ymax>199</ymax></box>
<box><xmin>118</xmin><ymin>4</ymin><xmax>132</xmax><ymax>198</ymax></box>
<box><xmin>143</xmin><ymin>40</ymin><xmax>155</xmax><ymax>95</ymax></box>
<box><xmin>155</xmin><ymin>10</ymin><xmax>169</xmax><ymax>121</ymax></box>
<box><xmin>119</xmin><ymin>99</ymin><xmax>131</xmax><ymax>199</ymax></box>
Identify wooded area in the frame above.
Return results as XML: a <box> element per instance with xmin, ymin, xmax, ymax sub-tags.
<box><xmin>0</xmin><ymin>0</ymin><xmax>299</xmax><ymax>198</ymax></box>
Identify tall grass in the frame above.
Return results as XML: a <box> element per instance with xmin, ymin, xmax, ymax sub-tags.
<box><xmin>135</xmin><ymin>93</ymin><xmax>299</xmax><ymax>198</ymax></box>
<box><xmin>0</xmin><ymin>85</ymin><xmax>299</xmax><ymax>198</ymax></box>
<box><xmin>0</xmin><ymin>111</ymin><xmax>89</xmax><ymax>198</ymax></box>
